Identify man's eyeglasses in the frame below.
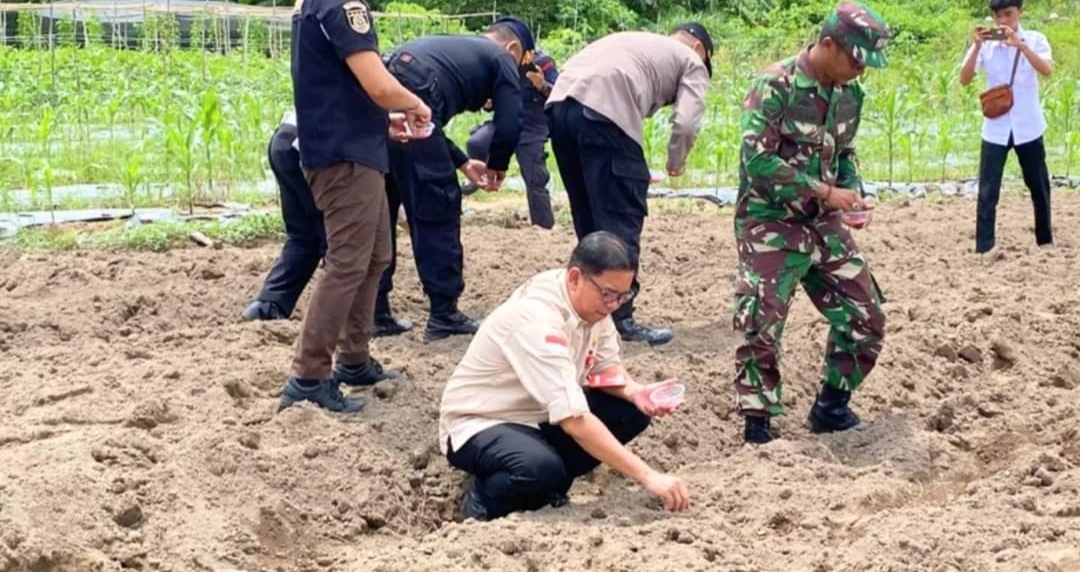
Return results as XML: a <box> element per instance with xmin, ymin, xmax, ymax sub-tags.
<box><xmin>585</xmin><ymin>274</ymin><xmax>635</xmax><ymax>305</ymax></box>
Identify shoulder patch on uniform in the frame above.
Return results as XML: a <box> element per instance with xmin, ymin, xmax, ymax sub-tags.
<box><xmin>342</xmin><ymin>0</ymin><xmax>370</xmax><ymax>34</ymax></box>
<box><xmin>539</xmin><ymin>60</ymin><xmax>554</xmax><ymax>71</ymax></box>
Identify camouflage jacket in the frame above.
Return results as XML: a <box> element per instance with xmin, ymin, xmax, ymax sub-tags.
<box><xmin>734</xmin><ymin>47</ymin><xmax>865</xmax><ymax>251</ymax></box>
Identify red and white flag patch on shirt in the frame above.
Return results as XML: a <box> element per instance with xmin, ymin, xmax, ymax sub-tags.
<box><xmin>542</xmin><ymin>334</ymin><xmax>570</xmax><ymax>356</ymax></box>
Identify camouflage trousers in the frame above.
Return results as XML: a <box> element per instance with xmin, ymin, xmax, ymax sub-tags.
<box><xmin>732</xmin><ymin>222</ymin><xmax>886</xmax><ymax>417</ymax></box>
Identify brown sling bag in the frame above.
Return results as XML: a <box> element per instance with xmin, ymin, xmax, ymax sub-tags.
<box><xmin>979</xmin><ymin>46</ymin><xmax>1023</xmax><ymax>119</ymax></box>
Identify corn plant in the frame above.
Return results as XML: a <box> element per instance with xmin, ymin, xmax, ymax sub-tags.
<box><xmin>57</xmin><ymin>14</ymin><xmax>76</xmax><ymax>47</ymax></box>
<box><xmin>196</xmin><ymin>91</ymin><xmax>223</xmax><ymax>198</ymax></box>
<box><xmin>1</xmin><ymin>5</ymin><xmax>1079</xmax><ymax>213</ymax></box>
<box><xmin>1048</xmin><ymin>79</ymin><xmax>1077</xmax><ymax>177</ymax></box>
<box><xmin>935</xmin><ymin>117</ymin><xmax>957</xmax><ymax>183</ymax></box>
<box><xmin>35</xmin><ymin>105</ymin><xmax>57</xmax><ymax>220</ymax></box>
<box><xmin>164</xmin><ymin>107</ymin><xmax>198</xmax><ymax>214</ymax></box>
<box><xmin>119</xmin><ymin>152</ymin><xmax>146</xmax><ymax>215</ymax></box>
<box><xmin>17</xmin><ymin>11</ymin><xmax>41</xmax><ymax>50</ymax></box>
<box><xmin>876</xmin><ymin>87</ymin><xmax>910</xmax><ymax>189</ymax></box>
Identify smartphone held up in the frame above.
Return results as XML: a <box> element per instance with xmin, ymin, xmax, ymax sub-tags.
<box><xmin>977</xmin><ymin>26</ymin><xmax>1008</xmax><ymax>41</ymax></box>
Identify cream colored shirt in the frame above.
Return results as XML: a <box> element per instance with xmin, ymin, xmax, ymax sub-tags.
<box><xmin>438</xmin><ymin>269</ymin><xmax>623</xmax><ymax>454</ymax></box>
<box><xmin>546</xmin><ymin>31</ymin><xmax>710</xmax><ymax>172</ymax></box>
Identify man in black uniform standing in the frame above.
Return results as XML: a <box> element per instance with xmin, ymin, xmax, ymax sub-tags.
<box><xmin>279</xmin><ymin>0</ymin><xmax>431</xmax><ymax>413</ymax></box>
<box><xmin>376</xmin><ymin>16</ymin><xmax>533</xmax><ymax>342</ymax></box>
<box><xmin>462</xmin><ymin>48</ymin><xmax>559</xmax><ymax>230</ymax></box>
<box><xmin>242</xmin><ymin>110</ymin><xmax>326</xmax><ymax>322</ymax></box>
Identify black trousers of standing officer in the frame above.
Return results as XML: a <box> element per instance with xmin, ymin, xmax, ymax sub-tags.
<box><xmin>548</xmin><ymin>98</ymin><xmax>659</xmax><ymax>329</ymax></box>
<box><xmin>379</xmin><ymin>58</ymin><xmax>472</xmax><ymax>327</ymax></box>
<box><xmin>378</xmin><ymin>124</ymin><xmax>466</xmax><ymax>320</ymax></box>
<box><xmin>466</xmin><ymin>121</ymin><xmax>555</xmax><ymax>229</ymax></box>
<box><xmin>447</xmin><ymin>390</ymin><xmax>649</xmax><ymax>520</ymax></box>
<box><xmin>975</xmin><ymin>134</ymin><xmax>1053</xmax><ymax>254</ymax></box>
<box><xmin>255</xmin><ymin>123</ymin><xmax>327</xmax><ymax>317</ymax></box>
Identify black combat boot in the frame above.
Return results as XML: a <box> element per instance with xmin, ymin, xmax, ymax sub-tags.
<box><xmin>744</xmin><ymin>415</ymin><xmax>772</xmax><ymax>444</ymax></box>
<box><xmin>373</xmin><ymin>294</ymin><xmax>412</xmax><ymax>337</ymax></box>
<box><xmin>614</xmin><ymin>317</ymin><xmax>673</xmax><ymax>346</ymax></box>
<box><xmin>426</xmin><ymin>311</ymin><xmax>480</xmax><ymax>341</ymax></box>
<box><xmin>808</xmin><ymin>385</ymin><xmax>862</xmax><ymax>433</ymax></box>
<box><xmin>426</xmin><ymin>297</ymin><xmax>479</xmax><ymax>342</ymax></box>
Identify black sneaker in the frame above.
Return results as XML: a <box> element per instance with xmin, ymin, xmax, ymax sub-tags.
<box><xmin>457</xmin><ymin>488</ymin><xmax>490</xmax><ymax>522</ymax></box>
<box><xmin>332</xmin><ymin>358</ymin><xmax>404</xmax><ymax>387</ymax></box>
<box><xmin>425</xmin><ymin>311</ymin><xmax>480</xmax><ymax>342</ymax></box>
<box><xmin>242</xmin><ymin>300</ymin><xmax>286</xmax><ymax>321</ymax></box>
<box><xmin>808</xmin><ymin>385</ymin><xmax>861</xmax><ymax>433</ymax></box>
<box><xmin>278</xmin><ymin>377</ymin><xmax>364</xmax><ymax>413</ymax></box>
<box><xmin>374</xmin><ymin>314</ymin><xmax>413</xmax><ymax>337</ymax></box>
<box><xmin>744</xmin><ymin>416</ymin><xmax>772</xmax><ymax>444</ymax></box>
<box><xmin>614</xmin><ymin>317</ymin><xmax>673</xmax><ymax>346</ymax></box>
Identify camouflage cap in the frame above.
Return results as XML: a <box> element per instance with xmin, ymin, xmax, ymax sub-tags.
<box><xmin>820</xmin><ymin>1</ymin><xmax>892</xmax><ymax>68</ymax></box>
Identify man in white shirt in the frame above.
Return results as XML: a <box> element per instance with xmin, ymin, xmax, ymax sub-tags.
<box><xmin>439</xmin><ymin>231</ymin><xmax>690</xmax><ymax>521</ymax></box>
<box><xmin>959</xmin><ymin>0</ymin><xmax>1054</xmax><ymax>255</ymax></box>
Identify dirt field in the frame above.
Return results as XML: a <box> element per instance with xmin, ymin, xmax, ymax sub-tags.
<box><xmin>2</xmin><ymin>193</ymin><xmax>1079</xmax><ymax>572</ymax></box>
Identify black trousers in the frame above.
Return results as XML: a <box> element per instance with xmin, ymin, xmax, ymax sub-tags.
<box><xmin>466</xmin><ymin>120</ymin><xmax>555</xmax><ymax>230</ymax></box>
<box><xmin>256</xmin><ymin>123</ymin><xmax>327</xmax><ymax>316</ymax></box>
<box><xmin>976</xmin><ymin>134</ymin><xmax>1053</xmax><ymax>253</ymax></box>
<box><xmin>378</xmin><ymin>129</ymin><xmax>465</xmax><ymax>318</ymax></box>
<box><xmin>548</xmin><ymin>98</ymin><xmax>650</xmax><ymax>321</ymax></box>
<box><xmin>377</xmin><ymin>179</ymin><xmax>401</xmax><ymax>313</ymax></box>
<box><xmin>446</xmin><ymin>390</ymin><xmax>650</xmax><ymax>520</ymax></box>
<box><xmin>378</xmin><ymin>58</ymin><xmax>465</xmax><ymax>318</ymax></box>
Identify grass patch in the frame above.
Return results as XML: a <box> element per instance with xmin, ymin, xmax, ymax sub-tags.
<box><xmin>9</xmin><ymin>211</ymin><xmax>285</xmax><ymax>252</ymax></box>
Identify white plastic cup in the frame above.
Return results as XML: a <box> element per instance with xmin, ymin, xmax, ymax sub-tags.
<box><xmin>407</xmin><ymin>122</ymin><xmax>434</xmax><ymax>139</ymax></box>
<box><xmin>388</xmin><ymin>113</ymin><xmax>434</xmax><ymax>140</ymax></box>
<box><xmin>841</xmin><ymin>210</ymin><xmax>871</xmax><ymax>226</ymax></box>
<box><xmin>649</xmin><ymin>383</ymin><xmax>685</xmax><ymax>408</ymax></box>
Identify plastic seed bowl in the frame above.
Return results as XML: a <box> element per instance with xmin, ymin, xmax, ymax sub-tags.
<box><xmin>649</xmin><ymin>383</ymin><xmax>685</xmax><ymax>407</ymax></box>
<box><xmin>406</xmin><ymin>122</ymin><xmax>434</xmax><ymax>139</ymax></box>
<box><xmin>841</xmin><ymin>209</ymin><xmax>872</xmax><ymax>226</ymax></box>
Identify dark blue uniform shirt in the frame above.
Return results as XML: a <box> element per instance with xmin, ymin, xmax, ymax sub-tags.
<box><xmin>389</xmin><ymin>35</ymin><xmax>523</xmax><ymax>171</ymax></box>
<box><xmin>291</xmin><ymin>0</ymin><xmax>388</xmax><ymax>172</ymax></box>
<box><xmin>520</xmin><ymin>50</ymin><xmax>559</xmax><ymax>145</ymax></box>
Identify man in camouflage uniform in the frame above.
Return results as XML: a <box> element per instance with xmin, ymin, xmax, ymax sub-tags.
<box><xmin>732</xmin><ymin>1</ymin><xmax>891</xmax><ymax>444</ymax></box>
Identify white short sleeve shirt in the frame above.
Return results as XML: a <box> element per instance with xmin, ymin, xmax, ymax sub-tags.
<box><xmin>962</xmin><ymin>26</ymin><xmax>1052</xmax><ymax>146</ymax></box>
<box><xmin>437</xmin><ymin>269</ymin><xmax>625</xmax><ymax>455</ymax></box>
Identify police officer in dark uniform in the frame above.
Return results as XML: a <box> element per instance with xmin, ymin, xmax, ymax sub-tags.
<box><xmin>242</xmin><ymin>111</ymin><xmax>327</xmax><ymax>322</ymax></box>
<box><xmin>461</xmin><ymin>48</ymin><xmax>559</xmax><ymax>229</ymax></box>
<box><xmin>279</xmin><ymin>0</ymin><xmax>431</xmax><ymax>413</ymax></box>
<box><xmin>375</xmin><ymin>16</ymin><xmax>534</xmax><ymax>342</ymax></box>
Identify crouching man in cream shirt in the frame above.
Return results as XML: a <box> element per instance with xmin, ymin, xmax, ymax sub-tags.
<box><xmin>439</xmin><ymin>231</ymin><xmax>690</xmax><ymax>521</ymax></box>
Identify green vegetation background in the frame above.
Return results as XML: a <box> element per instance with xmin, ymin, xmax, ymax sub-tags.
<box><xmin>1</xmin><ymin>0</ymin><xmax>1078</xmax><ymax>250</ymax></box>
